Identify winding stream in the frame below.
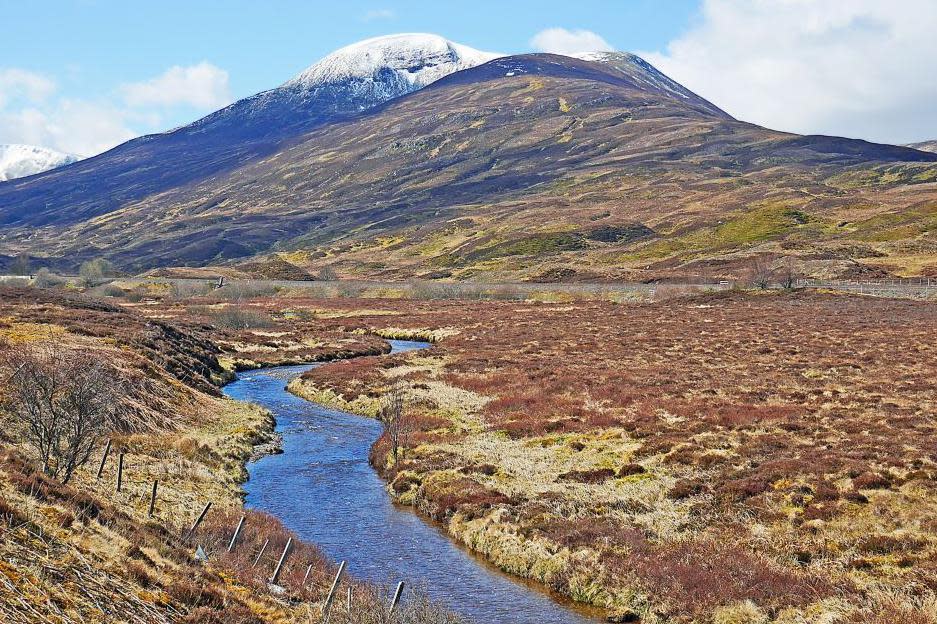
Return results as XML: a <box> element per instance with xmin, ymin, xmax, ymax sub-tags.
<box><xmin>224</xmin><ymin>339</ymin><xmax>603</xmax><ymax>624</ymax></box>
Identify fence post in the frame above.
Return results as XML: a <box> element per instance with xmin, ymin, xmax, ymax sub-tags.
<box><xmin>148</xmin><ymin>480</ymin><xmax>158</xmax><ymax>517</ymax></box>
<box><xmin>389</xmin><ymin>581</ymin><xmax>404</xmax><ymax>612</ymax></box>
<box><xmin>95</xmin><ymin>439</ymin><xmax>111</xmax><ymax>480</ymax></box>
<box><xmin>269</xmin><ymin>537</ymin><xmax>292</xmax><ymax>585</ymax></box>
<box><xmin>252</xmin><ymin>539</ymin><xmax>269</xmax><ymax>567</ymax></box>
<box><xmin>228</xmin><ymin>515</ymin><xmax>246</xmax><ymax>552</ymax></box>
<box><xmin>321</xmin><ymin>560</ymin><xmax>346</xmax><ymax>618</ymax></box>
<box><xmin>115</xmin><ymin>452</ymin><xmax>124</xmax><ymax>492</ymax></box>
<box><xmin>346</xmin><ymin>586</ymin><xmax>352</xmax><ymax>614</ymax></box>
<box><xmin>303</xmin><ymin>563</ymin><xmax>313</xmax><ymax>587</ymax></box>
<box><xmin>186</xmin><ymin>502</ymin><xmax>211</xmax><ymax>538</ymax></box>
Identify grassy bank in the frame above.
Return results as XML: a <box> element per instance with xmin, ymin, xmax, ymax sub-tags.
<box><xmin>282</xmin><ymin>291</ymin><xmax>937</xmax><ymax>623</ymax></box>
<box><xmin>0</xmin><ymin>287</ymin><xmax>460</xmax><ymax>623</ymax></box>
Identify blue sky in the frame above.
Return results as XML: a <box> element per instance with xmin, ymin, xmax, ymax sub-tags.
<box><xmin>2</xmin><ymin>1</ymin><xmax>699</xmax><ymax>106</ymax></box>
<box><xmin>3</xmin><ymin>0</ymin><xmax>936</xmax><ymax>155</ymax></box>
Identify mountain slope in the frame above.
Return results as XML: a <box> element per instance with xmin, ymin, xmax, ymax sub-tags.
<box><xmin>0</xmin><ymin>144</ymin><xmax>79</xmax><ymax>182</ymax></box>
<box><xmin>0</xmin><ymin>49</ymin><xmax>937</xmax><ymax>279</ymax></box>
<box><xmin>0</xmin><ymin>34</ymin><xmax>498</xmax><ymax>227</ymax></box>
<box><xmin>2</xmin><ymin>52</ymin><xmax>936</xmax><ymax>280</ymax></box>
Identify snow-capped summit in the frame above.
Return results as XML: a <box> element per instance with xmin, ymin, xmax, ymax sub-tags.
<box><xmin>287</xmin><ymin>33</ymin><xmax>501</xmax><ymax>102</ymax></box>
<box><xmin>188</xmin><ymin>34</ymin><xmax>500</xmax><ymax>137</ymax></box>
<box><xmin>0</xmin><ymin>144</ymin><xmax>79</xmax><ymax>182</ymax></box>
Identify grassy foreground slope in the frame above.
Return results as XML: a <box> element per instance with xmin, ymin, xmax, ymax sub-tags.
<box><xmin>277</xmin><ymin>290</ymin><xmax>937</xmax><ymax>623</ymax></box>
<box><xmin>0</xmin><ymin>287</ymin><xmax>458</xmax><ymax>623</ymax></box>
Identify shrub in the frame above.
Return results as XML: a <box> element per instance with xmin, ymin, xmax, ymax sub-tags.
<box><xmin>0</xmin><ymin>495</ymin><xmax>25</xmax><ymax>526</ymax></box>
<box><xmin>101</xmin><ymin>284</ymin><xmax>125</xmax><ymax>298</ymax></box>
<box><xmin>207</xmin><ymin>305</ymin><xmax>274</xmax><ymax>330</ymax></box>
<box><xmin>0</xmin><ymin>337</ymin><xmax>122</xmax><ymax>483</ymax></box>
<box><xmin>617</xmin><ymin>463</ymin><xmax>647</xmax><ymax>477</ymax></box>
<box><xmin>669</xmin><ymin>479</ymin><xmax>708</xmax><ymax>500</ymax></box>
<box><xmin>557</xmin><ymin>468</ymin><xmax>616</xmax><ymax>484</ymax></box>
<box><xmin>166</xmin><ymin>579</ymin><xmax>225</xmax><ymax>609</ymax></box>
<box><xmin>124</xmin><ymin>561</ymin><xmax>155</xmax><ymax>588</ymax></box>
<box><xmin>852</xmin><ymin>472</ymin><xmax>892</xmax><ymax>490</ymax></box>
<box><xmin>33</xmin><ymin>268</ymin><xmax>66</xmax><ymax>288</ymax></box>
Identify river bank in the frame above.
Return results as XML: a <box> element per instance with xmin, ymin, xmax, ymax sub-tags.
<box><xmin>0</xmin><ymin>286</ymin><xmax>462</xmax><ymax>623</ymax></box>
<box><xmin>229</xmin><ymin>340</ymin><xmax>605</xmax><ymax>624</ymax></box>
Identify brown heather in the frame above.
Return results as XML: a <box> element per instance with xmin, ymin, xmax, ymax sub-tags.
<box><xmin>279</xmin><ymin>289</ymin><xmax>937</xmax><ymax>621</ymax></box>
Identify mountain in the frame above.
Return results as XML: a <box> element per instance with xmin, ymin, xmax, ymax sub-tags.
<box><xmin>574</xmin><ymin>51</ymin><xmax>729</xmax><ymax>118</ymax></box>
<box><xmin>0</xmin><ymin>144</ymin><xmax>79</xmax><ymax>182</ymax></box>
<box><xmin>0</xmin><ymin>34</ymin><xmax>498</xmax><ymax>227</ymax></box>
<box><xmin>907</xmin><ymin>140</ymin><xmax>937</xmax><ymax>154</ymax></box>
<box><xmin>1</xmin><ymin>46</ymin><xmax>936</xmax><ymax>281</ymax></box>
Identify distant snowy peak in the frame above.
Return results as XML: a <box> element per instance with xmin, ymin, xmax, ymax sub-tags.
<box><xmin>283</xmin><ymin>33</ymin><xmax>501</xmax><ymax>109</ymax></box>
<box><xmin>0</xmin><ymin>144</ymin><xmax>79</xmax><ymax>182</ymax></box>
<box><xmin>906</xmin><ymin>140</ymin><xmax>937</xmax><ymax>154</ymax></box>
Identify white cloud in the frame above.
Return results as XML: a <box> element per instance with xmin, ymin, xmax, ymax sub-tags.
<box><xmin>120</xmin><ymin>62</ymin><xmax>232</xmax><ymax>109</ymax></box>
<box><xmin>642</xmin><ymin>0</ymin><xmax>937</xmax><ymax>144</ymax></box>
<box><xmin>0</xmin><ymin>100</ymin><xmax>137</xmax><ymax>157</ymax></box>
<box><xmin>530</xmin><ymin>28</ymin><xmax>614</xmax><ymax>56</ymax></box>
<box><xmin>0</xmin><ymin>62</ymin><xmax>233</xmax><ymax>157</ymax></box>
<box><xmin>0</xmin><ymin>68</ymin><xmax>56</xmax><ymax>107</ymax></box>
<box><xmin>362</xmin><ymin>8</ymin><xmax>395</xmax><ymax>21</ymax></box>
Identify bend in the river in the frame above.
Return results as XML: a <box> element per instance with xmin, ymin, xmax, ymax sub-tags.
<box><xmin>223</xmin><ymin>339</ymin><xmax>603</xmax><ymax>624</ymax></box>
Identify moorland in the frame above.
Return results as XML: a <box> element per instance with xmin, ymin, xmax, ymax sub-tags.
<box><xmin>1</xmin><ymin>278</ymin><xmax>932</xmax><ymax>623</ymax></box>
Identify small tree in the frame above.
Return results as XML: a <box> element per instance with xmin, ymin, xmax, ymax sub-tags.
<box><xmin>0</xmin><ymin>337</ymin><xmax>120</xmax><ymax>483</ymax></box>
<box><xmin>379</xmin><ymin>383</ymin><xmax>410</xmax><ymax>462</ymax></box>
<box><xmin>10</xmin><ymin>252</ymin><xmax>30</xmax><ymax>276</ymax></box>
<box><xmin>79</xmin><ymin>257</ymin><xmax>116</xmax><ymax>283</ymax></box>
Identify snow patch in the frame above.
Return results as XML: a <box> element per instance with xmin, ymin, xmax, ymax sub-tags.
<box><xmin>288</xmin><ymin>33</ymin><xmax>500</xmax><ymax>90</ymax></box>
<box><xmin>0</xmin><ymin>144</ymin><xmax>80</xmax><ymax>182</ymax></box>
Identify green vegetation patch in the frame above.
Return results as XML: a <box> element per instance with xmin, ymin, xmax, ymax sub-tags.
<box><xmin>463</xmin><ymin>233</ymin><xmax>587</xmax><ymax>262</ymax></box>
<box><xmin>622</xmin><ymin>203</ymin><xmax>834</xmax><ymax>261</ymax></box>
<box><xmin>826</xmin><ymin>164</ymin><xmax>937</xmax><ymax>189</ymax></box>
<box><xmin>847</xmin><ymin>202</ymin><xmax>937</xmax><ymax>242</ymax></box>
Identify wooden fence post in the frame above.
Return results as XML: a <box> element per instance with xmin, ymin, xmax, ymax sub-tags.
<box><xmin>95</xmin><ymin>439</ymin><xmax>111</xmax><ymax>480</ymax></box>
<box><xmin>148</xmin><ymin>480</ymin><xmax>158</xmax><ymax>517</ymax></box>
<box><xmin>228</xmin><ymin>515</ymin><xmax>245</xmax><ymax>552</ymax></box>
<box><xmin>269</xmin><ymin>537</ymin><xmax>292</xmax><ymax>585</ymax></box>
<box><xmin>346</xmin><ymin>586</ymin><xmax>352</xmax><ymax>614</ymax></box>
<box><xmin>252</xmin><ymin>539</ymin><xmax>269</xmax><ymax>567</ymax></box>
<box><xmin>185</xmin><ymin>502</ymin><xmax>211</xmax><ymax>538</ymax></box>
<box><xmin>302</xmin><ymin>563</ymin><xmax>313</xmax><ymax>587</ymax></box>
<box><xmin>389</xmin><ymin>581</ymin><xmax>404</xmax><ymax>612</ymax></box>
<box><xmin>115</xmin><ymin>452</ymin><xmax>124</xmax><ymax>492</ymax></box>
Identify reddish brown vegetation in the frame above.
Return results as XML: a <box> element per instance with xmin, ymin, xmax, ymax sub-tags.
<box><xmin>260</xmin><ymin>290</ymin><xmax>937</xmax><ymax>618</ymax></box>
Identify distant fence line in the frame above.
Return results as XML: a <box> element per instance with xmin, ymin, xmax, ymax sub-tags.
<box><xmin>4</xmin><ymin>273</ymin><xmax>935</xmax><ymax>300</ymax></box>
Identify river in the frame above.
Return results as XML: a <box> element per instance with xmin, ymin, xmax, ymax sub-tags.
<box><xmin>223</xmin><ymin>339</ymin><xmax>603</xmax><ymax>624</ymax></box>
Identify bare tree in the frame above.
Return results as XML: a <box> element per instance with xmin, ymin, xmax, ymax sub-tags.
<box><xmin>0</xmin><ymin>337</ymin><xmax>121</xmax><ymax>483</ymax></box>
<box><xmin>10</xmin><ymin>252</ymin><xmax>30</xmax><ymax>276</ymax></box>
<box><xmin>748</xmin><ymin>256</ymin><xmax>774</xmax><ymax>290</ymax></box>
<box><xmin>318</xmin><ymin>265</ymin><xmax>339</xmax><ymax>281</ymax></box>
<box><xmin>379</xmin><ymin>383</ymin><xmax>410</xmax><ymax>463</ymax></box>
<box><xmin>779</xmin><ymin>257</ymin><xmax>799</xmax><ymax>290</ymax></box>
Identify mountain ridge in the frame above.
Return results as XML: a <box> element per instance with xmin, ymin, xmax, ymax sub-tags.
<box><xmin>0</xmin><ymin>34</ymin><xmax>498</xmax><ymax>226</ymax></box>
<box><xmin>2</xmin><ymin>51</ymin><xmax>935</xmax><ymax>281</ymax></box>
